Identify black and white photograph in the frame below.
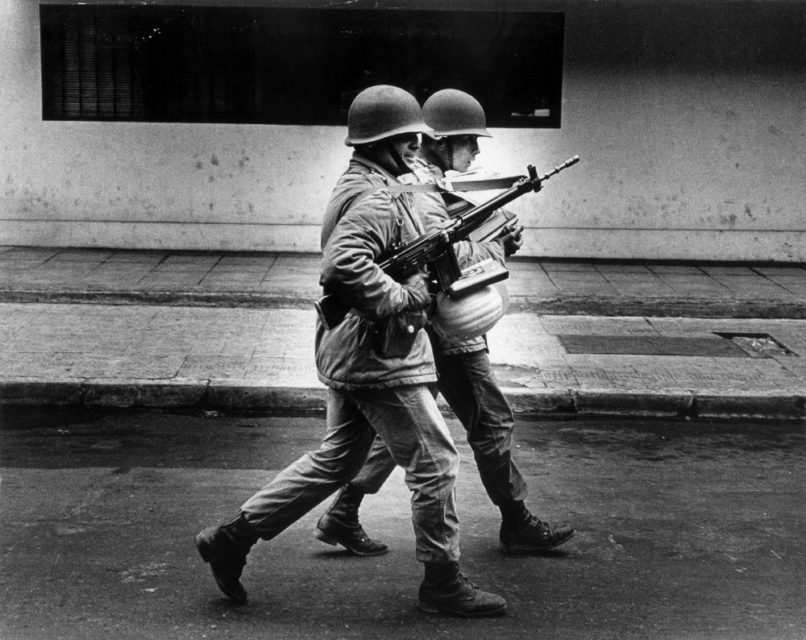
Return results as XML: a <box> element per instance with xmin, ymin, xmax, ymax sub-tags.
<box><xmin>0</xmin><ymin>1</ymin><xmax>804</xmax><ymax>638</ymax></box>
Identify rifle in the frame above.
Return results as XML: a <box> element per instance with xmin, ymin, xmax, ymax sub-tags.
<box><xmin>315</xmin><ymin>155</ymin><xmax>580</xmax><ymax>329</ymax></box>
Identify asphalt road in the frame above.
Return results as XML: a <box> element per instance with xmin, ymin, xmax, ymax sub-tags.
<box><xmin>0</xmin><ymin>408</ymin><xmax>804</xmax><ymax>640</ymax></box>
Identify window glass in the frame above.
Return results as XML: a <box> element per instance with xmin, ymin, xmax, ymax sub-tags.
<box><xmin>41</xmin><ymin>5</ymin><xmax>564</xmax><ymax>127</ymax></box>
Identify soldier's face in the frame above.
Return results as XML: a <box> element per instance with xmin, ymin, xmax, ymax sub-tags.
<box><xmin>449</xmin><ymin>135</ymin><xmax>480</xmax><ymax>172</ymax></box>
<box><xmin>371</xmin><ymin>133</ymin><xmax>420</xmax><ymax>176</ymax></box>
<box><xmin>388</xmin><ymin>133</ymin><xmax>421</xmax><ymax>170</ymax></box>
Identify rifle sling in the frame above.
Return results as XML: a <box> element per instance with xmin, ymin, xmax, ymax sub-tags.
<box><xmin>442</xmin><ymin>176</ymin><xmax>523</xmax><ymax>191</ymax></box>
<box><xmin>383</xmin><ymin>183</ymin><xmax>441</xmax><ymax>193</ymax></box>
<box><xmin>383</xmin><ymin>176</ymin><xmax>520</xmax><ymax>194</ymax></box>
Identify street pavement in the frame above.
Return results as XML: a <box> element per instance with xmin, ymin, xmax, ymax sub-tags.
<box><xmin>1</xmin><ymin>246</ymin><xmax>806</xmax><ymax>420</ymax></box>
<box><xmin>1</xmin><ymin>411</ymin><xmax>804</xmax><ymax>640</ymax></box>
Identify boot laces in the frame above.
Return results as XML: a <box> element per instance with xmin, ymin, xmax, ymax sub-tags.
<box><xmin>457</xmin><ymin>572</ymin><xmax>479</xmax><ymax>591</ymax></box>
<box><xmin>524</xmin><ymin>514</ymin><xmax>549</xmax><ymax>532</ymax></box>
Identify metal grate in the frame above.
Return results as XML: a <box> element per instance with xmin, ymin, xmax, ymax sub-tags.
<box><xmin>715</xmin><ymin>333</ymin><xmax>798</xmax><ymax>358</ymax></box>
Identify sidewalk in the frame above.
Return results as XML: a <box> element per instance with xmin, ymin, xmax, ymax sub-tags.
<box><xmin>1</xmin><ymin>245</ymin><xmax>806</xmax><ymax>420</ymax></box>
<box><xmin>3</xmin><ymin>246</ymin><xmax>806</xmax><ymax>318</ymax></box>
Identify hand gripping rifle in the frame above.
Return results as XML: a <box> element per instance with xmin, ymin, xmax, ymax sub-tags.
<box><xmin>315</xmin><ymin>155</ymin><xmax>580</xmax><ymax>329</ymax></box>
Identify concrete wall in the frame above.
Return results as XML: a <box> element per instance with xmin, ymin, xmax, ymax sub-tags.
<box><xmin>1</xmin><ymin>0</ymin><xmax>805</xmax><ymax>260</ymax></box>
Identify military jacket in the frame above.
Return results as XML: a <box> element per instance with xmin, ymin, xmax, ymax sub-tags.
<box><xmin>316</xmin><ymin>153</ymin><xmax>436</xmax><ymax>390</ymax></box>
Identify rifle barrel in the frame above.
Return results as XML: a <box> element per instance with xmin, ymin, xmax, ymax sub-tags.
<box><xmin>456</xmin><ymin>155</ymin><xmax>580</xmax><ymax>229</ymax></box>
<box><xmin>378</xmin><ymin>155</ymin><xmax>580</xmax><ymax>273</ymax></box>
<box><xmin>540</xmin><ymin>155</ymin><xmax>580</xmax><ymax>181</ymax></box>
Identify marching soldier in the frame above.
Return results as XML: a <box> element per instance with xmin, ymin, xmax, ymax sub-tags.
<box><xmin>195</xmin><ymin>85</ymin><xmax>507</xmax><ymax>618</ymax></box>
<box><xmin>315</xmin><ymin>89</ymin><xmax>575</xmax><ymax>558</ymax></box>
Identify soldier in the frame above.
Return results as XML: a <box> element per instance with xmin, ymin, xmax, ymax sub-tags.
<box><xmin>315</xmin><ymin>89</ymin><xmax>574</xmax><ymax>558</ymax></box>
<box><xmin>195</xmin><ymin>85</ymin><xmax>507</xmax><ymax>618</ymax></box>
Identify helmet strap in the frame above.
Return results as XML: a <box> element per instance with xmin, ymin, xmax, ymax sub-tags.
<box><xmin>420</xmin><ymin>137</ymin><xmax>451</xmax><ymax>173</ymax></box>
<box><xmin>360</xmin><ymin>142</ymin><xmax>410</xmax><ymax>177</ymax></box>
<box><xmin>390</xmin><ymin>146</ymin><xmax>413</xmax><ymax>176</ymax></box>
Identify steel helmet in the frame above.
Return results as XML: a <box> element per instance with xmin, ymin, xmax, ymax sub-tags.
<box><xmin>430</xmin><ymin>284</ymin><xmax>508</xmax><ymax>341</ymax></box>
<box><xmin>422</xmin><ymin>89</ymin><xmax>491</xmax><ymax>138</ymax></box>
<box><xmin>345</xmin><ymin>85</ymin><xmax>431</xmax><ymax>146</ymax></box>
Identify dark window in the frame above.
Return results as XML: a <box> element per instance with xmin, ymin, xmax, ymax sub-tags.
<box><xmin>41</xmin><ymin>5</ymin><xmax>564</xmax><ymax>127</ymax></box>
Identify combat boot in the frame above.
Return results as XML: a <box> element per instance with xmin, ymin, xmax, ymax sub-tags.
<box><xmin>418</xmin><ymin>561</ymin><xmax>507</xmax><ymax>618</ymax></box>
<box><xmin>499</xmin><ymin>502</ymin><xmax>574</xmax><ymax>554</ymax></box>
<box><xmin>195</xmin><ymin>514</ymin><xmax>259</xmax><ymax>604</ymax></box>
<box><xmin>314</xmin><ymin>484</ymin><xmax>388</xmax><ymax>556</ymax></box>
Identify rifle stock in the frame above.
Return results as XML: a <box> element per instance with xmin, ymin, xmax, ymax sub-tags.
<box><xmin>316</xmin><ymin>155</ymin><xmax>580</xmax><ymax>329</ymax></box>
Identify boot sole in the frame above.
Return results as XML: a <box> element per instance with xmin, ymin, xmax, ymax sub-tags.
<box><xmin>499</xmin><ymin>530</ymin><xmax>575</xmax><ymax>555</ymax></box>
<box><xmin>418</xmin><ymin>600</ymin><xmax>507</xmax><ymax>618</ymax></box>
<box><xmin>313</xmin><ymin>525</ymin><xmax>389</xmax><ymax>557</ymax></box>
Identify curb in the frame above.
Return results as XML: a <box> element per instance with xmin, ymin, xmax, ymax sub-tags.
<box><xmin>0</xmin><ymin>380</ymin><xmax>84</xmax><ymax>406</ymax></box>
<box><xmin>206</xmin><ymin>381</ymin><xmax>328</xmax><ymax>413</ymax></box>
<box><xmin>0</xmin><ymin>289</ymin><xmax>311</xmax><ymax>310</ymax></box>
<box><xmin>1</xmin><ymin>380</ymin><xmax>804</xmax><ymax>421</ymax></box>
<box><xmin>572</xmin><ymin>389</ymin><xmax>694</xmax><ymax>418</ymax></box>
<box><xmin>692</xmin><ymin>392</ymin><xmax>806</xmax><ymax>421</ymax></box>
<box><xmin>3</xmin><ymin>288</ymin><xmax>806</xmax><ymax>319</ymax></box>
<box><xmin>508</xmin><ymin>297</ymin><xmax>806</xmax><ymax>319</ymax></box>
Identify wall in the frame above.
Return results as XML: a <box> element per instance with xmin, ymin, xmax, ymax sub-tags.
<box><xmin>1</xmin><ymin>0</ymin><xmax>804</xmax><ymax>260</ymax></box>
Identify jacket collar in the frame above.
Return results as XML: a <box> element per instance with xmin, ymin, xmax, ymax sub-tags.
<box><xmin>350</xmin><ymin>151</ymin><xmax>400</xmax><ymax>183</ymax></box>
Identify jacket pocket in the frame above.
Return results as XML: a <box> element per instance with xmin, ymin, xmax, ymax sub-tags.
<box><xmin>372</xmin><ymin>310</ymin><xmax>427</xmax><ymax>358</ymax></box>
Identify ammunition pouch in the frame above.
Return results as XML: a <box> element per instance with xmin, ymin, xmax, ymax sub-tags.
<box><xmin>446</xmin><ymin>258</ymin><xmax>509</xmax><ymax>298</ymax></box>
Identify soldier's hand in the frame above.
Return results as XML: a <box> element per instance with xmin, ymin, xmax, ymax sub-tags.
<box><xmin>501</xmin><ymin>225</ymin><xmax>524</xmax><ymax>257</ymax></box>
<box><xmin>402</xmin><ymin>273</ymin><xmax>432</xmax><ymax>311</ymax></box>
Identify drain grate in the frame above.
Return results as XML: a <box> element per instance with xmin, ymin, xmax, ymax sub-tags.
<box><xmin>715</xmin><ymin>333</ymin><xmax>798</xmax><ymax>358</ymax></box>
